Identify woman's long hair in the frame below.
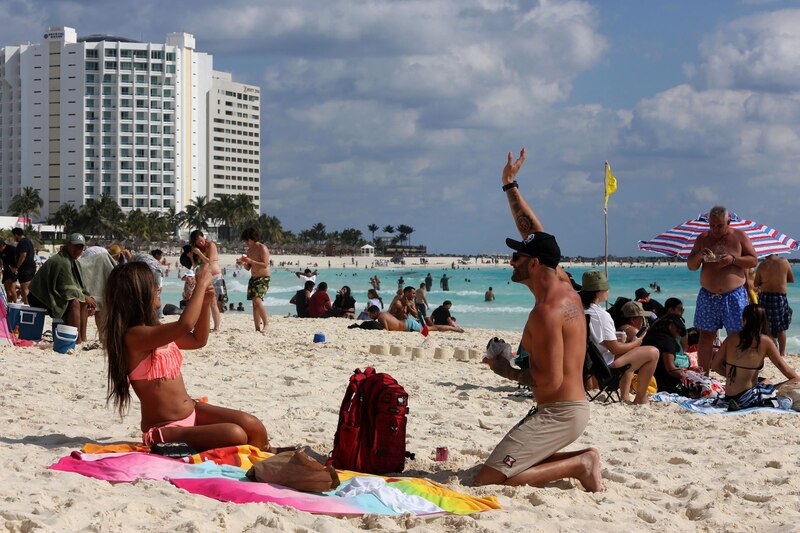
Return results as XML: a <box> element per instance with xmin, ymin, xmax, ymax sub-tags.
<box><xmin>579</xmin><ymin>290</ymin><xmax>599</xmax><ymax>310</ymax></box>
<box><xmin>368</xmin><ymin>288</ymin><xmax>383</xmax><ymax>307</ymax></box>
<box><xmin>737</xmin><ymin>304</ymin><xmax>769</xmax><ymax>352</ymax></box>
<box><xmin>101</xmin><ymin>262</ymin><xmax>161</xmax><ymax>417</ymax></box>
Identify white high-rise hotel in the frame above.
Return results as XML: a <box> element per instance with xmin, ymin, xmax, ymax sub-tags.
<box><xmin>0</xmin><ymin>26</ymin><xmax>260</xmax><ymax>219</ymax></box>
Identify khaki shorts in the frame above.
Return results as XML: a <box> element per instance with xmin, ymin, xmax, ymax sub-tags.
<box><xmin>485</xmin><ymin>400</ymin><xmax>590</xmax><ymax>478</ymax></box>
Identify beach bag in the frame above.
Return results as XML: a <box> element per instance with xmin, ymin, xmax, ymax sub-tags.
<box><xmin>246</xmin><ymin>449</ymin><xmax>340</xmax><ymax>493</ymax></box>
<box><xmin>330</xmin><ymin>367</ymin><xmax>409</xmax><ymax>474</ymax></box>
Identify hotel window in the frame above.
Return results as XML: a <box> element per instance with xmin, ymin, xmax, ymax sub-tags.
<box><xmin>166</xmin><ymin>52</ymin><xmax>175</xmax><ymax>61</ymax></box>
<box><xmin>85</xmin><ymin>61</ymin><xmax>98</xmax><ymax>71</ymax></box>
<box><xmin>86</xmin><ymin>50</ymin><xmax>98</xmax><ymax>58</ymax></box>
<box><xmin>134</xmin><ymin>50</ymin><xmax>147</xmax><ymax>59</ymax></box>
<box><xmin>104</xmin><ymin>61</ymin><xmax>117</xmax><ymax>70</ymax></box>
<box><xmin>120</xmin><ymin>49</ymin><xmax>132</xmax><ymax>58</ymax></box>
<box><xmin>105</xmin><ymin>49</ymin><xmax>117</xmax><ymax>57</ymax></box>
<box><xmin>150</xmin><ymin>51</ymin><xmax>163</xmax><ymax>60</ymax></box>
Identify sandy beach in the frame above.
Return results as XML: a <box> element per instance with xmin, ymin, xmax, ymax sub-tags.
<box><xmin>2</xmin><ymin>313</ymin><xmax>800</xmax><ymax>532</ymax></box>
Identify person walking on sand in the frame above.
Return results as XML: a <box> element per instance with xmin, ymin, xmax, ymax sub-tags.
<box><xmin>474</xmin><ymin>148</ymin><xmax>601</xmax><ymax>492</ymax></box>
<box><xmin>190</xmin><ymin>230</ymin><xmax>223</xmax><ymax>333</ymax></box>
<box><xmin>102</xmin><ymin>262</ymin><xmax>290</xmax><ymax>453</ymax></box>
<box><xmin>686</xmin><ymin>206</ymin><xmax>758</xmax><ymax>373</ymax></box>
<box><xmin>754</xmin><ymin>254</ymin><xmax>794</xmax><ymax>356</ymax></box>
<box><xmin>241</xmin><ymin>228</ymin><xmax>271</xmax><ymax>333</ymax></box>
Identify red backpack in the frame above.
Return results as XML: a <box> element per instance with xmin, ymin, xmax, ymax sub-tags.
<box><xmin>330</xmin><ymin>367</ymin><xmax>409</xmax><ymax>474</ymax></box>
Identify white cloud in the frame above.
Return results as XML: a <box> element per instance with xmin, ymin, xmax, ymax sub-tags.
<box><xmin>694</xmin><ymin>9</ymin><xmax>800</xmax><ymax>92</ymax></box>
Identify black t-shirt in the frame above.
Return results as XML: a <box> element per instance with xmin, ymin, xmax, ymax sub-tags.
<box><xmin>294</xmin><ymin>289</ymin><xmax>309</xmax><ymax>317</ymax></box>
<box><xmin>643</xmin><ymin>330</ymin><xmax>681</xmax><ymax>393</ymax></box>
<box><xmin>333</xmin><ymin>295</ymin><xmax>356</xmax><ymax>311</ymax></box>
<box><xmin>16</xmin><ymin>237</ymin><xmax>35</xmax><ymax>269</ymax></box>
<box><xmin>1</xmin><ymin>245</ymin><xmax>16</xmax><ymax>272</ymax></box>
<box><xmin>431</xmin><ymin>305</ymin><xmax>452</xmax><ymax>326</ymax></box>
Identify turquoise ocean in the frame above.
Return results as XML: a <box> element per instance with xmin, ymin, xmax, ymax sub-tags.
<box><xmin>160</xmin><ymin>264</ymin><xmax>800</xmax><ymax>352</ymax></box>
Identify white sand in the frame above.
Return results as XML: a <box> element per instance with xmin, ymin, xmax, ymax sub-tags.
<box><xmin>2</xmin><ymin>314</ymin><xmax>799</xmax><ymax>531</ymax></box>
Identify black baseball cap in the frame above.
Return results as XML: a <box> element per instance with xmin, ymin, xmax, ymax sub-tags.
<box><xmin>506</xmin><ymin>232</ymin><xmax>561</xmax><ymax>269</ymax></box>
<box><xmin>657</xmin><ymin>313</ymin><xmax>687</xmax><ymax>336</ymax></box>
<box><xmin>635</xmin><ymin>287</ymin><xmax>650</xmax><ymax>299</ymax></box>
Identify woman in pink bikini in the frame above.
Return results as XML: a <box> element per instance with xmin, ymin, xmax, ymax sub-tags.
<box><xmin>102</xmin><ymin>262</ymin><xmax>280</xmax><ymax>452</ymax></box>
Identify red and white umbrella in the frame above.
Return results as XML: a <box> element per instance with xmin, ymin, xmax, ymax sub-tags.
<box><xmin>638</xmin><ymin>213</ymin><xmax>799</xmax><ymax>259</ymax></box>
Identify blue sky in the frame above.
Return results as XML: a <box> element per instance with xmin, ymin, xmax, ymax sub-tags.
<box><xmin>3</xmin><ymin>0</ymin><xmax>800</xmax><ymax>255</ymax></box>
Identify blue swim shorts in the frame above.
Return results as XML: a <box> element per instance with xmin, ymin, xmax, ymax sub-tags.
<box><xmin>406</xmin><ymin>317</ymin><xmax>421</xmax><ymax>332</ymax></box>
<box><xmin>693</xmin><ymin>286</ymin><xmax>748</xmax><ymax>333</ymax></box>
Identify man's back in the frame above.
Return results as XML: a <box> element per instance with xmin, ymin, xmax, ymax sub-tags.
<box><xmin>526</xmin><ymin>275</ymin><xmax>586</xmax><ymax>405</ymax></box>
<box><xmin>756</xmin><ymin>255</ymin><xmax>794</xmax><ymax>293</ymax></box>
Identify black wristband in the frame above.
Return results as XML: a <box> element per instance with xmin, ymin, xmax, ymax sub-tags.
<box><xmin>502</xmin><ymin>181</ymin><xmax>519</xmax><ymax>192</ymax></box>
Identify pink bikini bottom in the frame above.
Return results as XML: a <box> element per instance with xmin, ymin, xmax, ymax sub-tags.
<box><xmin>142</xmin><ymin>408</ymin><xmax>197</xmax><ymax>446</ymax></box>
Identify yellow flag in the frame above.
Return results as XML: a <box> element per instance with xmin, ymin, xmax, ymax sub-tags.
<box><xmin>604</xmin><ymin>161</ymin><xmax>617</xmax><ymax>209</ymax></box>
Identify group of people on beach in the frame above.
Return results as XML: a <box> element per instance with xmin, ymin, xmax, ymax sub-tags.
<box><xmin>7</xmin><ymin>150</ymin><xmax>798</xmax><ymax>495</ymax></box>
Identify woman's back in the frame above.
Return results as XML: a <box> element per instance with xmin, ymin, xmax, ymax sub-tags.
<box><xmin>722</xmin><ymin>332</ymin><xmax>769</xmax><ymax>396</ymax></box>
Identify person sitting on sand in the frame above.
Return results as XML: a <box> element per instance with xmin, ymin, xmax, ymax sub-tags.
<box><xmin>307</xmin><ymin>281</ymin><xmax>332</xmax><ymax>318</ymax></box>
<box><xmin>102</xmin><ymin>262</ymin><xmax>288</xmax><ymax>453</ymax></box>
<box><xmin>389</xmin><ymin>286</ymin><xmax>419</xmax><ymax>321</ymax></box>
<box><xmin>357</xmin><ymin>288</ymin><xmax>383</xmax><ymax>320</ymax></box>
<box><xmin>325</xmin><ymin>285</ymin><xmax>356</xmax><ymax>318</ymax></box>
<box><xmin>711</xmin><ymin>304</ymin><xmax>799</xmax><ymax>411</ymax></box>
<box><xmin>582</xmin><ymin>270</ymin><xmax>659</xmax><ymax>405</ymax></box>
<box><xmin>430</xmin><ymin>300</ymin><xmax>459</xmax><ymax>328</ymax></box>
<box><xmin>617</xmin><ymin>301</ymin><xmax>650</xmax><ymax>342</ymax></box>
<box><xmin>368</xmin><ymin>307</ymin><xmax>463</xmax><ymax>333</ymax></box>
<box><xmin>290</xmin><ymin>280</ymin><xmax>315</xmax><ymax>318</ymax></box>
<box><xmin>642</xmin><ymin>314</ymin><xmax>699</xmax><ymax>393</ymax></box>
<box><xmin>28</xmin><ymin>233</ymin><xmax>97</xmax><ymax>344</ymax></box>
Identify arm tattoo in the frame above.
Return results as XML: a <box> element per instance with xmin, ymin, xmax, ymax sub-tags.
<box><xmin>516</xmin><ymin>215</ymin><xmax>533</xmax><ymax>234</ymax></box>
<box><xmin>561</xmin><ymin>302</ymin><xmax>580</xmax><ymax>322</ymax></box>
<box><xmin>507</xmin><ymin>189</ymin><xmax>534</xmax><ymax>234</ymax></box>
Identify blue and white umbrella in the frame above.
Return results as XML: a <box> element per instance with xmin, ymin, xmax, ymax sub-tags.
<box><xmin>638</xmin><ymin>213</ymin><xmax>799</xmax><ymax>259</ymax></box>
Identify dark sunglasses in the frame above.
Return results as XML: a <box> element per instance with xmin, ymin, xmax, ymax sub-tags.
<box><xmin>512</xmin><ymin>252</ymin><xmax>532</xmax><ymax>262</ymax></box>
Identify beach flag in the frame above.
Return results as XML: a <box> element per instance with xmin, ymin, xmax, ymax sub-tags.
<box><xmin>603</xmin><ymin>161</ymin><xmax>617</xmax><ymax>210</ymax></box>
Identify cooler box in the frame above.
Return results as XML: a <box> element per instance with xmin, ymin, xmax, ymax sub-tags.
<box><xmin>7</xmin><ymin>304</ymin><xmax>47</xmax><ymax>341</ymax></box>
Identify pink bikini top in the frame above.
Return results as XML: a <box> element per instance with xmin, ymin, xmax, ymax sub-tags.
<box><xmin>128</xmin><ymin>342</ymin><xmax>183</xmax><ymax>381</ymax></box>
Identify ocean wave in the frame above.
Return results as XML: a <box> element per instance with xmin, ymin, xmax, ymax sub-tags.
<box><xmin>451</xmin><ymin>305</ymin><xmax>530</xmax><ymax>314</ymax></box>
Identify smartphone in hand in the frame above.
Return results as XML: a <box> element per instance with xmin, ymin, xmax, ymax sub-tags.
<box><xmin>636</xmin><ymin>326</ymin><xmax>648</xmax><ymax>338</ymax></box>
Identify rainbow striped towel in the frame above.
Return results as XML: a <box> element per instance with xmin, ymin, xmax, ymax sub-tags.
<box><xmin>49</xmin><ymin>445</ymin><xmax>500</xmax><ymax>516</ymax></box>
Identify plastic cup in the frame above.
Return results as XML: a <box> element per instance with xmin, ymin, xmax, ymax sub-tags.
<box><xmin>435</xmin><ymin>447</ymin><xmax>449</xmax><ymax>461</ymax></box>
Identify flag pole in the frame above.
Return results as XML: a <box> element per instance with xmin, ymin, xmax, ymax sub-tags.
<box><xmin>603</xmin><ymin>161</ymin><xmax>609</xmax><ymax>281</ymax></box>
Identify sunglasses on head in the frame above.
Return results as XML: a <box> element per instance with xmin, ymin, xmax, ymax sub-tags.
<box><xmin>512</xmin><ymin>252</ymin><xmax>532</xmax><ymax>262</ymax></box>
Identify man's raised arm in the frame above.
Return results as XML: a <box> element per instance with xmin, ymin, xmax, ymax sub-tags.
<box><xmin>501</xmin><ymin>148</ymin><xmax>544</xmax><ymax>237</ymax></box>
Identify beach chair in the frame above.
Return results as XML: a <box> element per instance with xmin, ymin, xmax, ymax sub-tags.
<box><xmin>584</xmin><ymin>315</ymin><xmax>630</xmax><ymax>403</ymax></box>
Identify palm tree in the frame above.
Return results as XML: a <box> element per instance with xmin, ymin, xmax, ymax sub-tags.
<box><xmin>74</xmin><ymin>194</ymin><xmax>124</xmax><ymax>239</ymax></box>
<box><xmin>184</xmin><ymin>196</ymin><xmax>211</xmax><ymax>232</ymax></box>
<box><xmin>382</xmin><ymin>225</ymin><xmax>394</xmax><ymax>236</ymax></box>
<box><xmin>310</xmin><ymin>222</ymin><xmax>327</xmax><ymax>244</ymax></box>
<box><xmin>208</xmin><ymin>194</ymin><xmax>237</xmax><ymax>241</ymax></box>
<box><xmin>232</xmin><ymin>194</ymin><xmax>257</xmax><ymax>230</ymax></box>
<box><xmin>47</xmin><ymin>203</ymin><xmax>79</xmax><ymax>233</ymax></box>
<box><xmin>367</xmin><ymin>224</ymin><xmax>379</xmax><ymax>243</ymax></box>
<box><xmin>9</xmin><ymin>187</ymin><xmax>44</xmax><ymax>229</ymax></box>
<box><xmin>252</xmin><ymin>214</ymin><xmax>286</xmax><ymax>244</ymax></box>
<box><xmin>396</xmin><ymin>224</ymin><xmax>414</xmax><ymax>247</ymax></box>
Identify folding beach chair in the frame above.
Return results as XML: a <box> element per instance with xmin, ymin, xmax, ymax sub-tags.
<box><xmin>584</xmin><ymin>315</ymin><xmax>630</xmax><ymax>403</ymax></box>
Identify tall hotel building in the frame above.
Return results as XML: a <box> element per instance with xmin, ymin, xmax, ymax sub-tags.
<box><xmin>0</xmin><ymin>26</ymin><xmax>260</xmax><ymax>219</ymax></box>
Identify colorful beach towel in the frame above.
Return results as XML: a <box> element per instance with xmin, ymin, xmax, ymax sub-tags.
<box><xmin>652</xmin><ymin>392</ymin><xmax>800</xmax><ymax>415</ymax></box>
<box><xmin>51</xmin><ymin>447</ymin><xmax>500</xmax><ymax>516</ymax></box>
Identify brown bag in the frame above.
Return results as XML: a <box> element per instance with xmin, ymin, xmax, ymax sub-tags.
<box><xmin>246</xmin><ymin>449</ymin><xmax>341</xmax><ymax>493</ymax></box>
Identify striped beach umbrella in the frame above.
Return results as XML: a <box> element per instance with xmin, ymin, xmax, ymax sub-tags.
<box><xmin>638</xmin><ymin>213</ymin><xmax>799</xmax><ymax>259</ymax></box>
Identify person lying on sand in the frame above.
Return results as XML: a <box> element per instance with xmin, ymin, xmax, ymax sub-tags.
<box><xmin>368</xmin><ymin>308</ymin><xmax>464</xmax><ymax>333</ymax></box>
<box><xmin>101</xmin><ymin>262</ymin><xmax>289</xmax><ymax>453</ymax></box>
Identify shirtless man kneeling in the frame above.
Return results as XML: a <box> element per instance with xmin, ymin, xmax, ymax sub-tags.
<box><xmin>473</xmin><ymin>148</ymin><xmax>601</xmax><ymax>492</ymax></box>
